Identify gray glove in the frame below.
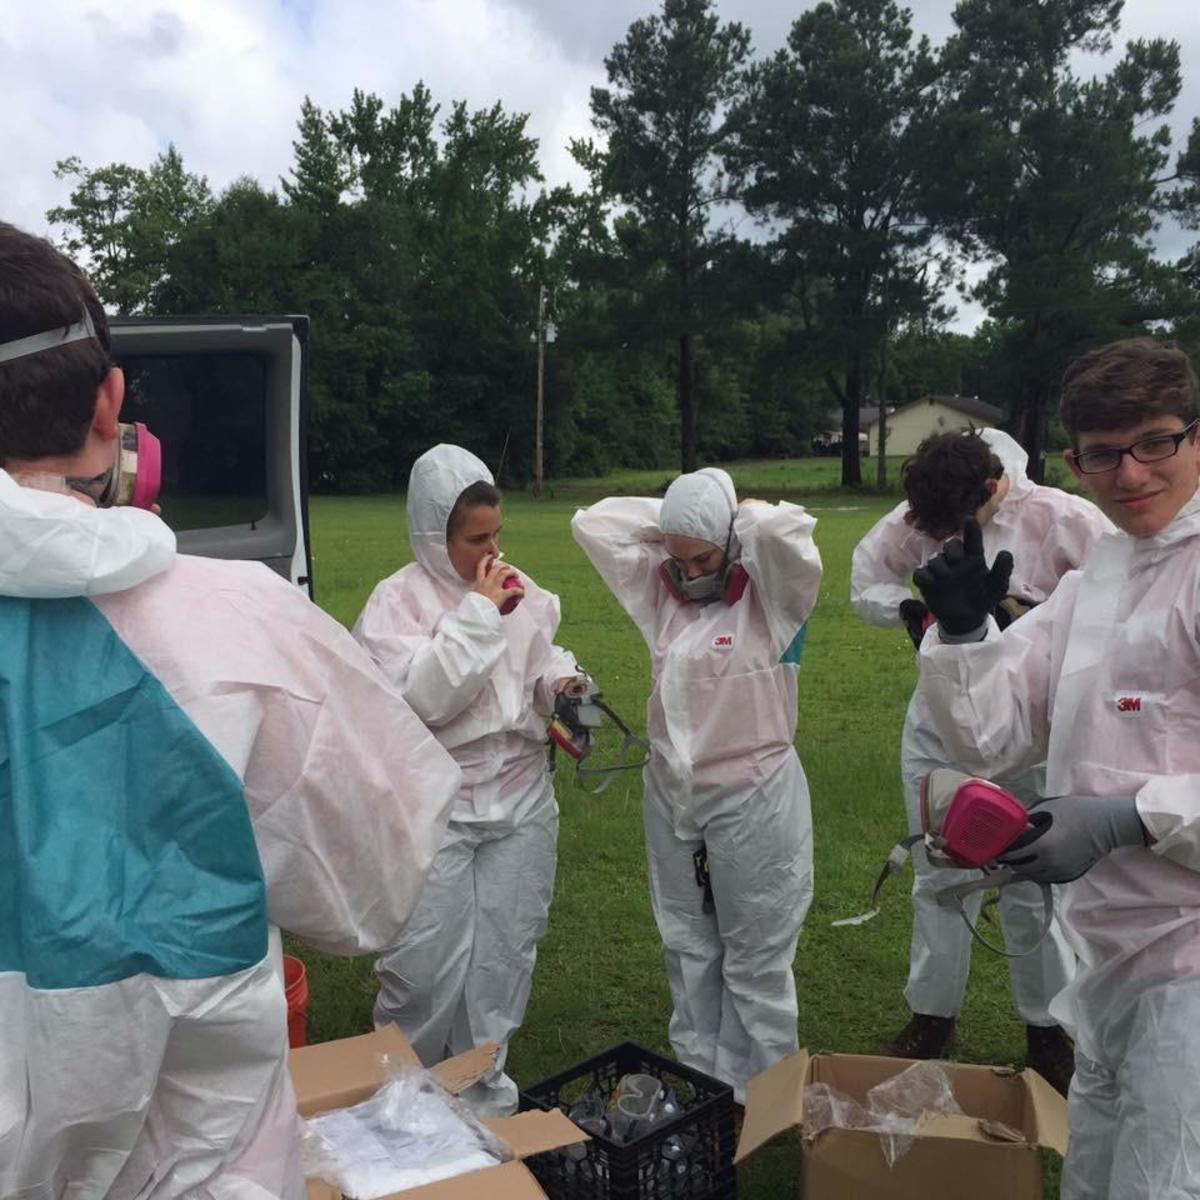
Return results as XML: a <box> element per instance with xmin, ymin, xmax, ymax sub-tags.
<box><xmin>997</xmin><ymin>794</ymin><xmax>1146</xmax><ymax>884</ymax></box>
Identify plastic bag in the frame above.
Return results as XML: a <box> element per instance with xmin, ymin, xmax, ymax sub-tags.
<box><xmin>300</xmin><ymin>1055</ymin><xmax>513</xmax><ymax>1198</ymax></box>
<box><xmin>867</xmin><ymin>1060</ymin><xmax>962</xmax><ymax>1165</ymax></box>
<box><xmin>803</xmin><ymin>1060</ymin><xmax>961</xmax><ymax>1168</ymax></box>
<box><xmin>803</xmin><ymin>1082</ymin><xmax>874</xmax><ymax>1135</ymax></box>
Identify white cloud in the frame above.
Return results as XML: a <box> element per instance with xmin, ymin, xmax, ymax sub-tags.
<box><xmin>3</xmin><ymin>0</ymin><xmax>1195</xmax><ymax>332</ymax></box>
<box><xmin>2</xmin><ymin>0</ymin><xmax>600</xmax><ymax>238</ymax></box>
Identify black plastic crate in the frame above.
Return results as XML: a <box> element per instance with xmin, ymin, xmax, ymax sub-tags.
<box><xmin>518</xmin><ymin>1042</ymin><xmax>737</xmax><ymax>1200</ymax></box>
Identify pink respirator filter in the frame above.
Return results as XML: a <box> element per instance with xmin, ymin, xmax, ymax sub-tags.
<box><xmin>925</xmin><ymin>777</ymin><xmax>1029</xmax><ymax>869</ymax></box>
<box><xmin>499</xmin><ymin>567</ymin><xmax>522</xmax><ymax>615</ymax></box>
<box><xmin>129</xmin><ymin>422</ymin><xmax>162</xmax><ymax>510</ymax></box>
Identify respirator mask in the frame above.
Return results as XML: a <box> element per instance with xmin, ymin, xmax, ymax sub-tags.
<box><xmin>658</xmin><ymin>518</ymin><xmax>749</xmax><ymax>607</ymax></box>
<box><xmin>547</xmin><ymin>675</ymin><xmax>650</xmax><ymax>795</ymax></box>
<box><xmin>0</xmin><ymin>311</ymin><xmax>162</xmax><ymax>510</ymax></box>
<box><xmin>658</xmin><ymin>557</ymin><xmax>749</xmax><ymax>606</ymax></box>
<box><xmin>67</xmin><ymin>421</ymin><xmax>162</xmax><ymax>509</ymax></box>
<box><xmin>833</xmin><ymin>768</ymin><xmax>1053</xmax><ymax>957</ymax></box>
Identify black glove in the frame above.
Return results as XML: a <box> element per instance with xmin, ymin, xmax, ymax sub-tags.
<box><xmin>898</xmin><ymin>598</ymin><xmax>931</xmax><ymax>650</ymax></box>
<box><xmin>912</xmin><ymin>517</ymin><xmax>1014</xmax><ymax>637</ymax></box>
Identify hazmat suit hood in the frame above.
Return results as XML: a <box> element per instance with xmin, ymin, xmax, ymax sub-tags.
<box><xmin>0</xmin><ymin>469</ymin><xmax>176</xmax><ymax>599</ymax></box>
<box><xmin>407</xmin><ymin>443</ymin><xmax>495</xmax><ymax>583</ymax></box>
<box><xmin>660</xmin><ymin>468</ymin><xmax>741</xmax><ymax>559</ymax></box>
<box><xmin>981</xmin><ymin>428</ymin><xmax>1033</xmax><ymax>498</ymax></box>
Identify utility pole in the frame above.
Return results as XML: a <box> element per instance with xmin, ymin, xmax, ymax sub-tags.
<box><xmin>876</xmin><ymin>261</ymin><xmax>889</xmax><ymax>490</ymax></box>
<box><xmin>876</xmin><ymin>336</ymin><xmax>889</xmax><ymax>489</ymax></box>
<box><xmin>534</xmin><ymin>283</ymin><xmax>546</xmax><ymax>499</ymax></box>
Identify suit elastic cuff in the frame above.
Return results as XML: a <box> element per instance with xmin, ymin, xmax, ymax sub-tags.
<box><xmin>937</xmin><ymin>621</ymin><xmax>989</xmax><ymax>644</ymax></box>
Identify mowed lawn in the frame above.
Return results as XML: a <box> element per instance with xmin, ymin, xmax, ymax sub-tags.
<box><xmin>296</xmin><ymin>457</ymin><xmax>1064</xmax><ymax>1197</ymax></box>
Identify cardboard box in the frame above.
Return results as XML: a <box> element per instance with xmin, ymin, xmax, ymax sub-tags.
<box><xmin>736</xmin><ymin>1049</ymin><xmax>1068</xmax><ymax>1199</ymax></box>
<box><xmin>290</xmin><ymin>1030</ymin><xmax>586</xmax><ymax>1200</ymax></box>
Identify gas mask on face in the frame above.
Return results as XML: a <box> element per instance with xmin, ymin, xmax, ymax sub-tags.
<box><xmin>547</xmin><ymin>676</ymin><xmax>650</xmax><ymax>795</ymax></box>
<box><xmin>0</xmin><ymin>312</ymin><xmax>163</xmax><ymax>510</ymax></box>
<box><xmin>658</xmin><ymin>557</ymin><xmax>749</xmax><ymax>606</ymax></box>
<box><xmin>67</xmin><ymin>422</ymin><xmax>162</xmax><ymax>509</ymax></box>
<box><xmin>658</xmin><ymin>518</ymin><xmax>749</xmax><ymax>607</ymax></box>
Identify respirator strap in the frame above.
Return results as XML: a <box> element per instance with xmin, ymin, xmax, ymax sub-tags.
<box><xmin>934</xmin><ymin>870</ymin><xmax>1055</xmax><ymax>958</ymax></box>
<box><xmin>830</xmin><ymin>835</ymin><xmax>921</xmax><ymax>928</ymax></box>
<box><xmin>573</xmin><ymin>699</ymin><xmax>651</xmax><ymax>795</ymax></box>
<box><xmin>0</xmin><ymin>311</ymin><xmax>97</xmax><ymax>364</ymax></box>
<box><xmin>546</xmin><ymin>687</ymin><xmax>650</xmax><ymax>796</ymax></box>
<box><xmin>832</xmin><ymin>839</ymin><xmax>1056</xmax><ymax>960</ymax></box>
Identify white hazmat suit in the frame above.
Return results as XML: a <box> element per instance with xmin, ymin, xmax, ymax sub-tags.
<box><xmin>0</xmin><ymin>472</ymin><xmax>461</xmax><ymax>1200</ymax></box>
<box><xmin>354</xmin><ymin>444</ymin><xmax>577</xmax><ymax>1117</ymax></box>
<box><xmin>572</xmin><ymin>471</ymin><xmax>822</xmax><ymax>1100</ymax></box>
<box><xmin>850</xmin><ymin>430</ymin><xmax>1111</xmax><ymax>1023</ymax></box>
<box><xmin>918</xmin><ymin>485</ymin><xmax>1200</xmax><ymax>1198</ymax></box>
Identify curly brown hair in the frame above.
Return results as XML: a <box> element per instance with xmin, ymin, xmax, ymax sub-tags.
<box><xmin>902</xmin><ymin>431</ymin><xmax>1003</xmax><ymax>540</ymax></box>
<box><xmin>0</xmin><ymin>221</ymin><xmax>111</xmax><ymax>464</ymax></box>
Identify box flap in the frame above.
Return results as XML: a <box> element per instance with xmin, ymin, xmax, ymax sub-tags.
<box><xmin>430</xmin><ymin>1042</ymin><xmax>500</xmax><ymax>1096</ymax></box>
<box><xmin>290</xmin><ymin>1026</ymin><xmax>419</xmax><ymax>1117</ymax></box>
<box><xmin>291</xmin><ymin>1031</ymin><xmax>500</xmax><ymax>1117</ymax></box>
<box><xmin>1021</xmin><ymin>1066</ymin><xmax>1069</xmax><ymax>1155</ymax></box>
<box><xmin>482</xmin><ymin>1109</ymin><xmax>589</xmax><ymax>1159</ymax></box>
<box><xmin>398</xmin><ymin>1160</ymin><xmax>547</xmax><ymax>1200</ymax></box>
<box><xmin>915</xmin><ymin>1112</ymin><xmax>1020</xmax><ymax>1144</ymax></box>
<box><xmin>735</xmin><ymin>1048</ymin><xmax>810</xmax><ymax>1163</ymax></box>
<box><xmin>302</xmin><ymin>1117</ymin><xmax>574</xmax><ymax>1200</ymax></box>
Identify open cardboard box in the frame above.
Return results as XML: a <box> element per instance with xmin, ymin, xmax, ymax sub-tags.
<box><xmin>736</xmin><ymin>1049</ymin><xmax>1068</xmax><ymax>1199</ymax></box>
<box><xmin>290</xmin><ymin>1028</ymin><xmax>586</xmax><ymax>1200</ymax></box>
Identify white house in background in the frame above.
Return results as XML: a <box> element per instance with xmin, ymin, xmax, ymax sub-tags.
<box><xmin>864</xmin><ymin>394</ymin><xmax>1005</xmax><ymax>457</ymax></box>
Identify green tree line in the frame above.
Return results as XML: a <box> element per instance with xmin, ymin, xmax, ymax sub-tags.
<box><xmin>45</xmin><ymin>0</ymin><xmax>1200</xmax><ymax>490</ymax></box>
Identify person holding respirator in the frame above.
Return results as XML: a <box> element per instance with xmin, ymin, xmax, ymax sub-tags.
<box><xmin>913</xmin><ymin>339</ymin><xmax>1200</xmax><ymax>1198</ymax></box>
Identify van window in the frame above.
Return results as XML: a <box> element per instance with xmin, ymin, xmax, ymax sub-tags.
<box><xmin>119</xmin><ymin>353</ymin><xmax>268</xmax><ymax>531</ymax></box>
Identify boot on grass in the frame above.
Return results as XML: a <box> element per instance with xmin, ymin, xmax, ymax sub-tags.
<box><xmin>877</xmin><ymin>1013</ymin><xmax>956</xmax><ymax>1059</ymax></box>
<box><xmin>1026</xmin><ymin>1023</ymin><xmax>1075</xmax><ymax>1097</ymax></box>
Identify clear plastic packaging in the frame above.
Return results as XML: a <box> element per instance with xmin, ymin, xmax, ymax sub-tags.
<box><xmin>803</xmin><ymin>1060</ymin><xmax>962</xmax><ymax>1167</ymax></box>
<box><xmin>300</xmin><ymin>1056</ymin><xmax>513</xmax><ymax>1198</ymax></box>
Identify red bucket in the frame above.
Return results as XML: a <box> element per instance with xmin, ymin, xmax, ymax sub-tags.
<box><xmin>283</xmin><ymin>954</ymin><xmax>309</xmax><ymax>1048</ymax></box>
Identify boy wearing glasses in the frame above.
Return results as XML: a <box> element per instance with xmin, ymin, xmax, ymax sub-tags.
<box><xmin>913</xmin><ymin>338</ymin><xmax>1200</xmax><ymax>1198</ymax></box>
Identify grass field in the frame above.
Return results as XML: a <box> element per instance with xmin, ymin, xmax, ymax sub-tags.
<box><xmin>295</xmin><ymin>456</ymin><xmax>1063</xmax><ymax>1196</ymax></box>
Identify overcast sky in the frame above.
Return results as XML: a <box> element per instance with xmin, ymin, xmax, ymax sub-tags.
<box><xmin>2</xmin><ymin>0</ymin><xmax>1197</xmax><ymax>331</ymax></box>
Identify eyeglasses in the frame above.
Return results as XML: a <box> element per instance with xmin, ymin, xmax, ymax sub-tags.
<box><xmin>1070</xmin><ymin>418</ymin><xmax>1200</xmax><ymax>475</ymax></box>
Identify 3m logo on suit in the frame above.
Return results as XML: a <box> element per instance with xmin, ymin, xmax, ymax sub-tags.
<box><xmin>712</xmin><ymin>634</ymin><xmax>734</xmax><ymax>651</ymax></box>
<box><xmin>1116</xmin><ymin>695</ymin><xmax>1142</xmax><ymax>713</ymax></box>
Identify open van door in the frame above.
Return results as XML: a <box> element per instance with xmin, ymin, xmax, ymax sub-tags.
<box><xmin>109</xmin><ymin>316</ymin><xmax>312</xmax><ymax>595</ymax></box>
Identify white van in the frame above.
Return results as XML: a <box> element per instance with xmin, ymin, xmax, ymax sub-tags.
<box><xmin>110</xmin><ymin>315</ymin><xmax>312</xmax><ymax>594</ymax></box>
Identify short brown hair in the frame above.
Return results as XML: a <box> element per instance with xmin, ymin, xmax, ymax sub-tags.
<box><xmin>0</xmin><ymin>221</ymin><xmax>111</xmax><ymax>463</ymax></box>
<box><xmin>447</xmin><ymin>479</ymin><xmax>501</xmax><ymax>536</ymax></box>
<box><xmin>902</xmin><ymin>431</ymin><xmax>1003</xmax><ymax>540</ymax></box>
<box><xmin>1060</xmin><ymin>338</ymin><xmax>1200</xmax><ymax>440</ymax></box>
